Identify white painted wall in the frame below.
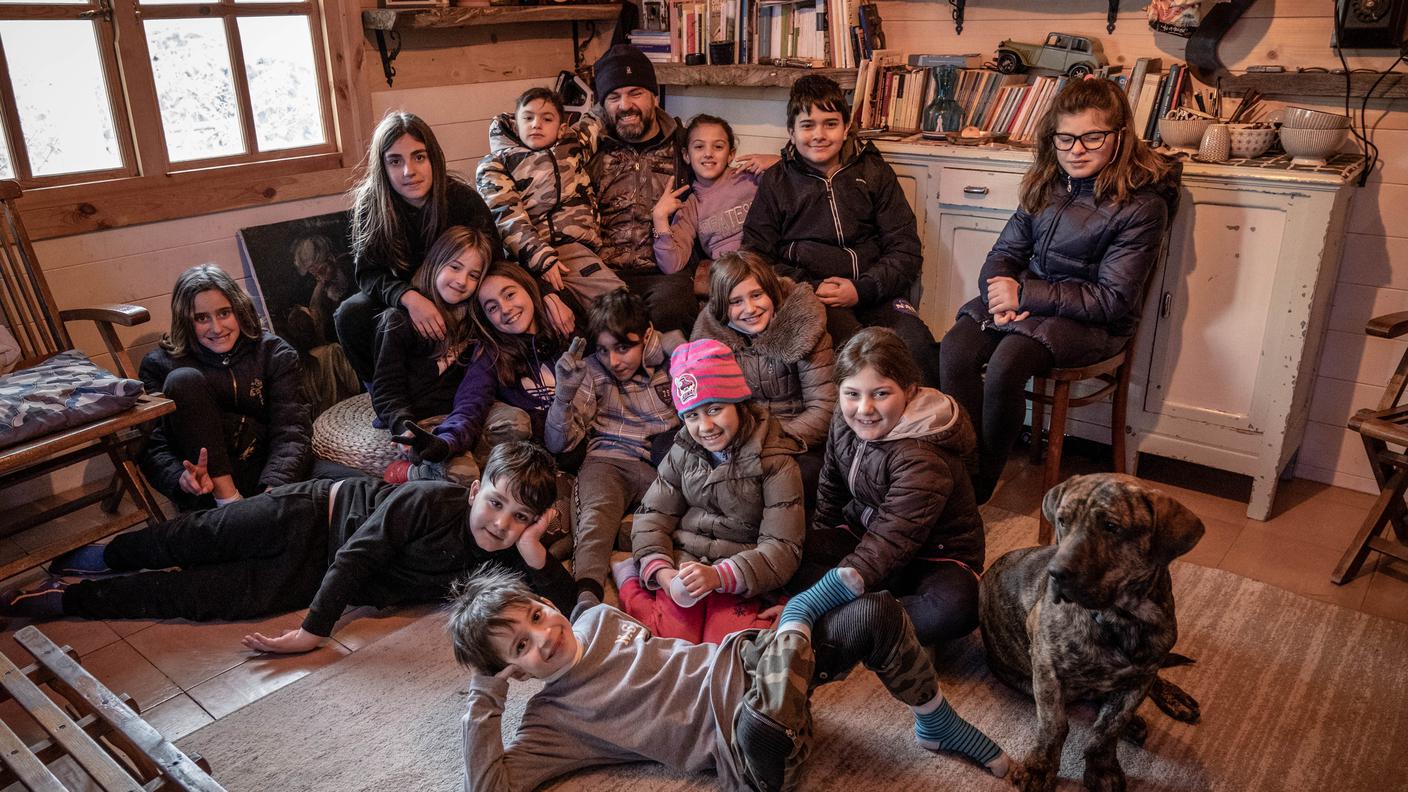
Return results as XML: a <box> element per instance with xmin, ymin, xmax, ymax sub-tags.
<box><xmin>665</xmin><ymin>0</ymin><xmax>1408</xmax><ymax>497</ymax></box>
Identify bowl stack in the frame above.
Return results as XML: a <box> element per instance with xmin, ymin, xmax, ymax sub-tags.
<box><xmin>1279</xmin><ymin>107</ymin><xmax>1350</xmax><ymax>165</ymax></box>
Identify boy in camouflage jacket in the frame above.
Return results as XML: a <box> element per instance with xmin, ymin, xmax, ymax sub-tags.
<box><xmin>476</xmin><ymin>87</ymin><xmax>625</xmax><ymax>308</ymax></box>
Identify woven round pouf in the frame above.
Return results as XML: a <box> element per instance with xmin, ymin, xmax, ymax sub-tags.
<box><xmin>312</xmin><ymin>392</ymin><xmax>399</xmax><ymax>476</ymax></box>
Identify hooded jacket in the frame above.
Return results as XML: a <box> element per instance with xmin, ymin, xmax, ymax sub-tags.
<box><xmin>138</xmin><ymin>332</ymin><xmax>311</xmax><ymax>499</ymax></box>
<box><xmin>957</xmin><ymin>170</ymin><xmax>1178</xmax><ymax>366</ymax></box>
<box><xmin>742</xmin><ymin>137</ymin><xmax>922</xmax><ymax>307</ymax></box>
<box><xmin>475</xmin><ymin>114</ymin><xmax>602</xmax><ymax>277</ymax></box>
<box><xmin>690</xmin><ymin>278</ymin><xmax>836</xmax><ymax>448</ymax></box>
<box><xmin>812</xmin><ymin>388</ymin><xmax>985</xmax><ymax>586</ymax></box>
<box><xmin>370</xmin><ymin>307</ymin><xmax>468</xmax><ymax>435</ymax></box>
<box><xmin>631</xmin><ymin>404</ymin><xmax>805</xmax><ymax>598</ymax></box>
<box><xmin>586</xmin><ymin>108</ymin><xmax>688</xmax><ymax>272</ymax></box>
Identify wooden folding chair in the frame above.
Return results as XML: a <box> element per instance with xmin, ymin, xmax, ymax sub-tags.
<box><xmin>0</xmin><ymin>626</ymin><xmax>224</xmax><ymax>791</ymax></box>
<box><xmin>1332</xmin><ymin>310</ymin><xmax>1408</xmax><ymax>584</ymax></box>
<box><xmin>0</xmin><ymin>180</ymin><xmax>174</xmax><ymax>579</ymax></box>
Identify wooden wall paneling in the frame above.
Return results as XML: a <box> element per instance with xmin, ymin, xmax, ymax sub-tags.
<box><xmin>1347</xmin><ymin>183</ymin><xmax>1408</xmax><ymax>236</ymax></box>
<box><xmin>1317</xmin><ymin>329</ymin><xmax>1407</xmax><ymax>385</ymax></box>
<box><xmin>371</xmin><ymin>77</ymin><xmax>552</xmax><ymax>126</ymax></box>
<box><xmin>359</xmin><ymin>24</ymin><xmax>588</xmax><ymax>91</ymax></box>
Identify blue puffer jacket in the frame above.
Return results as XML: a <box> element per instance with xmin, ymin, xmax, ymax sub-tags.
<box><xmin>957</xmin><ymin>167</ymin><xmax>1179</xmax><ymax>367</ymax></box>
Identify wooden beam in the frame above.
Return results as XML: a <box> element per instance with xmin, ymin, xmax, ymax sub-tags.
<box><xmin>362</xmin><ymin>4</ymin><xmax>621</xmax><ymax>32</ymax></box>
<box><xmin>654</xmin><ymin>64</ymin><xmax>858</xmax><ymax>89</ymax></box>
<box><xmin>1219</xmin><ymin>71</ymin><xmax>1408</xmax><ymax>99</ymax></box>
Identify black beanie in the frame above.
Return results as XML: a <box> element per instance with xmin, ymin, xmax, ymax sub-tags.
<box><xmin>593</xmin><ymin>44</ymin><xmax>659</xmax><ymax>101</ymax></box>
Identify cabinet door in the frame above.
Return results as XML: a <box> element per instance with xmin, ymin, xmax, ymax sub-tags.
<box><xmin>1142</xmin><ymin>196</ymin><xmax>1286</xmax><ymax>432</ymax></box>
<box><xmin>931</xmin><ymin>211</ymin><xmax>1006</xmax><ymax>337</ymax></box>
<box><xmin>885</xmin><ymin>158</ymin><xmax>930</xmax><ymax>309</ymax></box>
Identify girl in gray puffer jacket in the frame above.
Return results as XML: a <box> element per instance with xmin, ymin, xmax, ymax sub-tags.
<box><xmin>614</xmin><ymin>340</ymin><xmax>806</xmax><ymax>644</ymax></box>
<box><xmin>940</xmin><ymin>78</ymin><xmax>1179</xmax><ymax>503</ymax></box>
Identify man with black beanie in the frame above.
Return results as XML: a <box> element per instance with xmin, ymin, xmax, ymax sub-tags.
<box><xmin>586</xmin><ymin>44</ymin><xmax>698</xmax><ymax>335</ymax></box>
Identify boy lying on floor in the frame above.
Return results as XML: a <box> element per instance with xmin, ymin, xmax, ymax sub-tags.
<box><xmin>450</xmin><ymin>565</ymin><xmax>1012</xmax><ymax>791</ymax></box>
<box><xmin>2</xmin><ymin>442</ymin><xmax>574</xmax><ymax>654</ymax></box>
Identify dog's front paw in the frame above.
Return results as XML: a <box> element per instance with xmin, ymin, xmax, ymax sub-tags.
<box><xmin>1011</xmin><ymin>757</ymin><xmax>1057</xmax><ymax>792</ymax></box>
<box><xmin>1149</xmin><ymin>675</ymin><xmax>1200</xmax><ymax>724</ymax></box>
<box><xmin>1120</xmin><ymin>713</ymin><xmax>1147</xmax><ymax>746</ymax></box>
<box><xmin>1082</xmin><ymin>755</ymin><xmax>1127</xmax><ymax>792</ymax></box>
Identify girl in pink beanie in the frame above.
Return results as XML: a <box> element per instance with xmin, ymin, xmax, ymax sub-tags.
<box><xmin>612</xmin><ymin>339</ymin><xmax>805</xmax><ymax>643</ymax></box>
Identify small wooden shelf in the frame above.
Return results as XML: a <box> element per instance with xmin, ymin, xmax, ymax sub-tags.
<box><xmin>1219</xmin><ymin>71</ymin><xmax>1408</xmax><ymax>99</ymax></box>
<box><xmin>654</xmin><ymin>63</ymin><xmax>856</xmax><ymax>89</ymax></box>
<box><xmin>362</xmin><ymin>4</ymin><xmax>622</xmax><ymax>33</ymax></box>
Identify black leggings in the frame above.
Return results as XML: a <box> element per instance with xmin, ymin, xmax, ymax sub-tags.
<box><xmin>826</xmin><ymin>301</ymin><xmax>941</xmax><ymax>389</ymax></box>
<box><xmin>333</xmin><ymin>291</ymin><xmax>385</xmax><ymax>385</ymax></box>
<box><xmin>161</xmin><ymin>368</ymin><xmax>263</xmax><ymax>507</ymax></box>
<box><xmin>63</xmin><ymin>481</ymin><xmax>333</xmax><ymax>622</ymax></box>
<box><xmin>939</xmin><ymin>315</ymin><xmax>1054</xmax><ymax>502</ymax></box>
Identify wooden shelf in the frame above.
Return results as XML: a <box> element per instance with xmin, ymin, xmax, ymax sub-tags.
<box><xmin>362</xmin><ymin>4</ymin><xmax>622</xmax><ymax>33</ymax></box>
<box><xmin>1218</xmin><ymin>71</ymin><xmax>1408</xmax><ymax>99</ymax></box>
<box><xmin>654</xmin><ymin>63</ymin><xmax>856</xmax><ymax>89</ymax></box>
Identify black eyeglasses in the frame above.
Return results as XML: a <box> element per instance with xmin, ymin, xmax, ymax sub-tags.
<box><xmin>1051</xmin><ymin>130</ymin><xmax>1119</xmax><ymax>151</ymax></box>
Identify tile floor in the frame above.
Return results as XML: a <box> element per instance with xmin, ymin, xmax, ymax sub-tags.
<box><xmin>0</xmin><ymin>449</ymin><xmax>1403</xmax><ymax>754</ymax></box>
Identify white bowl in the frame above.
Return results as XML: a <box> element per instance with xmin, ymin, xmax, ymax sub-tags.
<box><xmin>1158</xmin><ymin>117</ymin><xmax>1212</xmax><ymax>149</ymax></box>
<box><xmin>1227</xmin><ymin>124</ymin><xmax>1277</xmax><ymax>158</ymax></box>
<box><xmin>1281</xmin><ymin>106</ymin><xmax>1351</xmax><ymax>130</ymax></box>
<box><xmin>1279</xmin><ymin>126</ymin><xmax>1349</xmax><ymax>164</ymax></box>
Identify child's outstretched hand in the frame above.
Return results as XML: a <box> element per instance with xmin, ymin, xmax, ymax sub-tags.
<box><xmin>542</xmin><ymin>259</ymin><xmax>571</xmax><ymax>292</ymax></box>
<box><xmin>677</xmin><ymin>561</ymin><xmax>721</xmax><ymax>598</ymax></box>
<box><xmin>652</xmin><ymin>184</ymin><xmax>690</xmax><ymax>225</ymax></box>
<box><xmin>553</xmin><ymin>336</ymin><xmax>589</xmax><ymax>398</ymax></box>
<box><xmin>242</xmin><ymin>627</ymin><xmax>322</xmax><ymax>655</ymax></box>
<box><xmin>514</xmin><ymin>507</ymin><xmax>557</xmax><ymax>570</ymax></box>
<box><xmin>732</xmin><ymin>153</ymin><xmax>780</xmax><ymax>174</ymax></box>
<box><xmin>179</xmin><ymin>447</ymin><xmax>214</xmax><ymax>496</ymax></box>
<box><xmin>391</xmin><ymin>420</ymin><xmax>451</xmax><ymax>463</ymax></box>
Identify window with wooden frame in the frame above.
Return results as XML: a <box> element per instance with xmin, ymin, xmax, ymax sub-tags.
<box><xmin>0</xmin><ymin>0</ymin><xmax>358</xmax><ymax>235</ymax></box>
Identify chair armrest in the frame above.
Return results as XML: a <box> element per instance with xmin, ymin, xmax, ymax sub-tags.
<box><xmin>1366</xmin><ymin>311</ymin><xmax>1408</xmax><ymax>339</ymax></box>
<box><xmin>59</xmin><ymin>304</ymin><xmax>150</xmax><ymax>327</ymax></box>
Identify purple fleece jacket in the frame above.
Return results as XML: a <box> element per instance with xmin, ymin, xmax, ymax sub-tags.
<box><xmin>431</xmin><ymin>346</ymin><xmax>496</xmax><ymax>455</ymax></box>
<box><xmin>653</xmin><ymin>168</ymin><xmax>759</xmax><ymax>274</ymax></box>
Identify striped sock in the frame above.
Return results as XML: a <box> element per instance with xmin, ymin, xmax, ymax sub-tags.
<box><xmin>914</xmin><ymin>696</ymin><xmax>1001</xmax><ymax>767</ymax></box>
<box><xmin>777</xmin><ymin>568</ymin><xmax>863</xmax><ymax>636</ymax></box>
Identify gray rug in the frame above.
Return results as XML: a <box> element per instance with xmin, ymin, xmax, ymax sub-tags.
<box><xmin>179</xmin><ymin>508</ymin><xmax>1408</xmax><ymax>791</ymax></box>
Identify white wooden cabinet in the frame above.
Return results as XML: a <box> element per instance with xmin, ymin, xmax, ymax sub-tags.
<box><xmin>877</xmin><ymin>141</ymin><xmax>1361</xmax><ymax>519</ymax></box>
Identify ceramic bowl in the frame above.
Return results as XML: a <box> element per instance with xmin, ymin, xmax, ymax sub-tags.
<box><xmin>1227</xmin><ymin>124</ymin><xmax>1278</xmax><ymax>158</ymax></box>
<box><xmin>1281</xmin><ymin>106</ymin><xmax>1351</xmax><ymax>130</ymax></box>
<box><xmin>1279</xmin><ymin>126</ymin><xmax>1350</xmax><ymax>163</ymax></box>
<box><xmin>1158</xmin><ymin>117</ymin><xmax>1212</xmax><ymax>149</ymax></box>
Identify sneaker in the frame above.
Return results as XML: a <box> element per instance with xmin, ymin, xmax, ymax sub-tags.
<box><xmin>409</xmin><ymin>461</ymin><xmax>449</xmax><ymax>482</ymax></box>
<box><xmin>1</xmin><ymin>578</ymin><xmax>68</xmax><ymax>619</ymax></box>
<box><xmin>383</xmin><ymin>460</ymin><xmax>412</xmax><ymax>484</ymax></box>
<box><xmin>48</xmin><ymin>544</ymin><xmax>110</xmax><ymax>576</ymax></box>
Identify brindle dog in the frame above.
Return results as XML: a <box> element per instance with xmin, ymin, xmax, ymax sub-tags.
<box><xmin>980</xmin><ymin>473</ymin><xmax>1204</xmax><ymax>792</ymax></box>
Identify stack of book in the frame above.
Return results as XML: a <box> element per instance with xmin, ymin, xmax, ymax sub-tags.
<box><xmin>1129</xmin><ymin>59</ymin><xmax>1191</xmax><ymax>144</ymax></box>
<box><xmin>664</xmin><ymin>0</ymin><xmax>879</xmax><ymax>67</ymax></box>
<box><xmin>629</xmin><ymin>29</ymin><xmax>674</xmax><ymax>63</ymax></box>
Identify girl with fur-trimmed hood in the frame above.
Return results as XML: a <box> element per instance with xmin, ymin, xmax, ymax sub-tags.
<box><xmin>691</xmin><ymin>251</ymin><xmax>835</xmax><ymax>499</ymax></box>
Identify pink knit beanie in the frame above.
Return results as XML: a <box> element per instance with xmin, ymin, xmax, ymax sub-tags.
<box><xmin>669</xmin><ymin>339</ymin><xmax>752</xmax><ymax>414</ymax></box>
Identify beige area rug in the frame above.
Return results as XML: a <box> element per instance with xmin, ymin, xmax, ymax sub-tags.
<box><xmin>179</xmin><ymin>507</ymin><xmax>1408</xmax><ymax>791</ymax></box>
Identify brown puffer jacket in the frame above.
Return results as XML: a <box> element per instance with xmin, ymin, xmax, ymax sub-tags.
<box><xmin>631</xmin><ymin>404</ymin><xmax>806</xmax><ymax>598</ymax></box>
<box><xmin>586</xmin><ymin>109</ymin><xmax>687</xmax><ymax>272</ymax></box>
<box><xmin>690</xmin><ymin>278</ymin><xmax>836</xmax><ymax>448</ymax></box>
<box><xmin>811</xmin><ymin>388</ymin><xmax>985</xmax><ymax>587</ymax></box>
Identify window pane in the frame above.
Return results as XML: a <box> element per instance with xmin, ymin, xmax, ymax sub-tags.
<box><xmin>0</xmin><ymin>20</ymin><xmax>122</xmax><ymax>176</ymax></box>
<box><xmin>0</xmin><ymin>116</ymin><xmax>13</xmax><ymax>180</ymax></box>
<box><xmin>145</xmin><ymin>18</ymin><xmax>244</xmax><ymax>162</ymax></box>
<box><xmin>238</xmin><ymin>15</ymin><xmax>325</xmax><ymax>151</ymax></box>
<box><xmin>0</xmin><ymin>1</ymin><xmax>86</xmax><ymax>5</ymax></box>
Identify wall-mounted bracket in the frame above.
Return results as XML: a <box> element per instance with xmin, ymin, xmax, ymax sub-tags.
<box><xmin>1108</xmin><ymin>0</ymin><xmax>1119</xmax><ymax>33</ymax></box>
<box><xmin>375</xmin><ymin>29</ymin><xmax>402</xmax><ymax>88</ymax></box>
<box><xmin>949</xmin><ymin>0</ymin><xmax>965</xmax><ymax>34</ymax></box>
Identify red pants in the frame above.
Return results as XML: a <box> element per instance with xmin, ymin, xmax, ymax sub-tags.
<box><xmin>617</xmin><ymin>579</ymin><xmax>782</xmax><ymax>644</ymax></box>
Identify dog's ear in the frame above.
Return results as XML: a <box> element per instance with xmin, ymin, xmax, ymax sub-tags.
<box><xmin>1147</xmin><ymin>488</ymin><xmax>1205</xmax><ymax>562</ymax></box>
<box><xmin>1041</xmin><ymin>478</ymin><xmax>1075</xmax><ymax>543</ymax></box>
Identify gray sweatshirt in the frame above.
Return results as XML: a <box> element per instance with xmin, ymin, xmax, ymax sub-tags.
<box><xmin>461</xmin><ymin>605</ymin><xmax>754</xmax><ymax>791</ymax></box>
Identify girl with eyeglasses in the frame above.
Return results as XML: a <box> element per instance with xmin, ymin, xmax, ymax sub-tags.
<box><xmin>938</xmin><ymin>78</ymin><xmax>1179</xmax><ymax>504</ymax></box>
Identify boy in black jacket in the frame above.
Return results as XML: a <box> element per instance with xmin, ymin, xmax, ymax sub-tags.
<box><xmin>2</xmin><ymin>442</ymin><xmax>574</xmax><ymax>655</ymax></box>
<box><xmin>742</xmin><ymin>74</ymin><xmax>940</xmax><ymax>387</ymax></box>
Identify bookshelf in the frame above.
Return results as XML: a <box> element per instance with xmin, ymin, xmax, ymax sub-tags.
<box><xmin>654</xmin><ymin>64</ymin><xmax>856</xmax><ymax>88</ymax></box>
<box><xmin>361</xmin><ymin>5</ymin><xmax>622</xmax><ymax>32</ymax></box>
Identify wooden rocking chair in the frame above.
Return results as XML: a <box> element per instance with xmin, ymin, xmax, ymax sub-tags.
<box><xmin>0</xmin><ymin>180</ymin><xmax>174</xmax><ymax>580</ymax></box>
<box><xmin>1332</xmin><ymin>310</ymin><xmax>1408</xmax><ymax>584</ymax></box>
